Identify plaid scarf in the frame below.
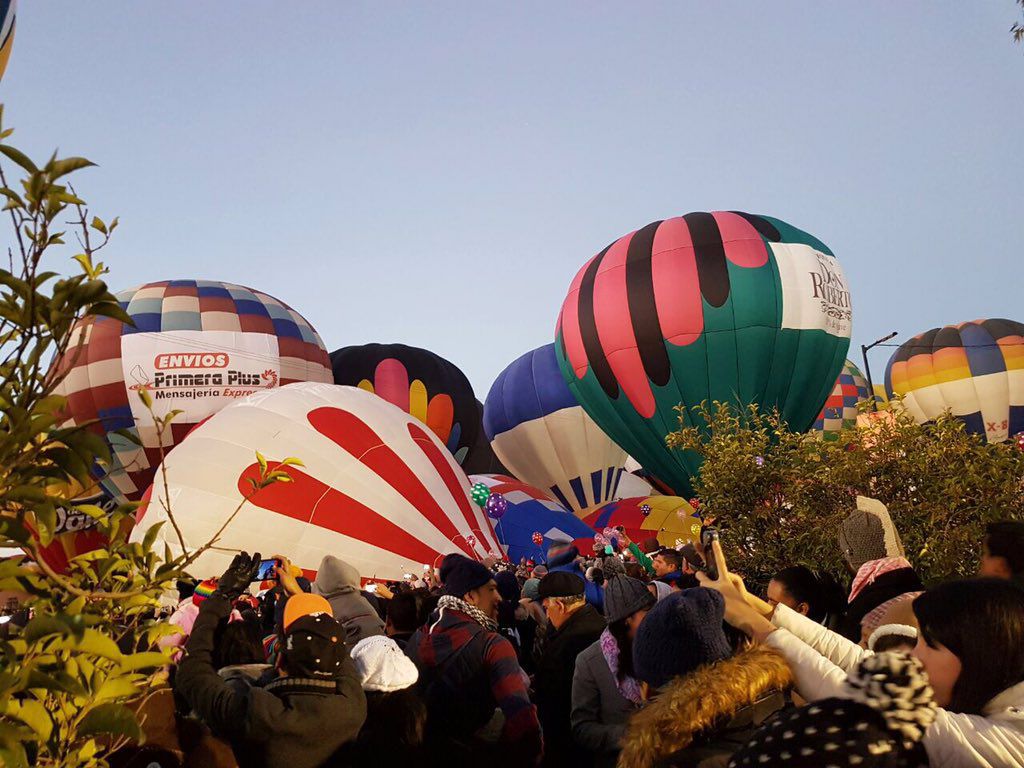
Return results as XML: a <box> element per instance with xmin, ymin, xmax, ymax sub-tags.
<box><xmin>436</xmin><ymin>594</ymin><xmax>498</xmax><ymax>631</ymax></box>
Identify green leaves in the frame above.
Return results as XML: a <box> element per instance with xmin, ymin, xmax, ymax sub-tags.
<box><xmin>77</xmin><ymin>703</ymin><xmax>142</xmax><ymax>742</ymax></box>
<box><xmin>669</xmin><ymin>400</ymin><xmax>1024</xmax><ymax>588</ymax></box>
<box><xmin>0</xmin><ymin>113</ymin><xmax>177</xmax><ymax>767</ymax></box>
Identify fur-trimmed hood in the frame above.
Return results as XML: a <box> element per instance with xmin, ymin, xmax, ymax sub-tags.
<box><xmin>617</xmin><ymin>645</ymin><xmax>793</xmax><ymax>768</ymax></box>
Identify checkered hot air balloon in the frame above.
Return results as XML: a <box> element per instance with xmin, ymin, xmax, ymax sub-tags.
<box><xmin>51</xmin><ymin>281</ymin><xmax>333</xmax><ymax>503</ymax></box>
<box><xmin>469</xmin><ymin>474</ymin><xmax>595</xmax><ymax>563</ymax></box>
<box><xmin>484</xmin><ymin>343</ymin><xmax>627</xmax><ymax>514</ymax></box>
<box><xmin>131</xmin><ymin>383</ymin><xmax>503</xmax><ymax>579</ymax></box>
<box><xmin>811</xmin><ymin>360</ymin><xmax>872</xmax><ymax>441</ymax></box>
<box><xmin>885</xmin><ymin>318</ymin><xmax>1024</xmax><ymax>443</ymax></box>
<box><xmin>556</xmin><ymin>211</ymin><xmax>851</xmax><ymax>497</ymax></box>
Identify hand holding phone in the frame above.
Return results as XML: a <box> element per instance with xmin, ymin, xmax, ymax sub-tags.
<box><xmin>700</xmin><ymin>527</ymin><xmax>720</xmax><ymax>581</ymax></box>
<box><xmin>252</xmin><ymin>558</ymin><xmax>282</xmax><ymax>583</ymax></box>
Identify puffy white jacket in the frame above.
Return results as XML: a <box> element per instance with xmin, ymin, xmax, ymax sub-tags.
<box><xmin>766</xmin><ymin>603</ymin><xmax>1024</xmax><ymax>768</ymax></box>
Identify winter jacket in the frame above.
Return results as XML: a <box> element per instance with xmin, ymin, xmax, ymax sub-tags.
<box><xmin>311</xmin><ymin>556</ymin><xmax>385</xmax><ymax>645</ymax></box>
<box><xmin>571</xmin><ymin>639</ymin><xmax>640</xmax><ymax>768</ymax></box>
<box><xmin>405</xmin><ymin>605</ymin><xmax>543</xmax><ymax>767</ymax></box>
<box><xmin>550</xmin><ymin>559</ymin><xmax>605</xmax><ymax>613</ymax></box>
<box><xmin>175</xmin><ymin>594</ymin><xmax>367</xmax><ymax>768</ymax></box>
<box><xmin>535</xmin><ymin>604</ymin><xmax>607</xmax><ymax>766</ymax></box>
<box><xmin>617</xmin><ymin>645</ymin><xmax>792</xmax><ymax>768</ymax></box>
<box><xmin>839</xmin><ymin>565</ymin><xmax>922</xmax><ymax>641</ymax></box>
<box><xmin>767</xmin><ymin>602</ymin><xmax>1024</xmax><ymax>768</ymax></box>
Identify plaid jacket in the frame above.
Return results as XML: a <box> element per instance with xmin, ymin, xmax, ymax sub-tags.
<box><xmin>407</xmin><ymin>606</ymin><xmax>543</xmax><ymax>765</ymax></box>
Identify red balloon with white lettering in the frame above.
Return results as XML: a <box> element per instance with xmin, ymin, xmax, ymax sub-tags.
<box><xmin>131</xmin><ymin>383</ymin><xmax>502</xmax><ymax>579</ymax></box>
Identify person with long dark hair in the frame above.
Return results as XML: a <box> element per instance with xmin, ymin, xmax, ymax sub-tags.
<box><xmin>570</xmin><ymin>576</ymin><xmax>655</xmax><ymax>768</ymax></box>
<box><xmin>698</xmin><ymin>541</ymin><xmax>1024</xmax><ymax>767</ymax></box>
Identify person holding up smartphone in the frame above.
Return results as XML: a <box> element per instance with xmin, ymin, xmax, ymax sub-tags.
<box><xmin>696</xmin><ymin>540</ymin><xmax>1024</xmax><ymax>768</ymax></box>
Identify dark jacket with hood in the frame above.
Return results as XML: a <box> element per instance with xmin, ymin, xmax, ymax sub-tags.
<box><xmin>175</xmin><ymin>594</ymin><xmax>367</xmax><ymax>768</ymax></box>
<box><xmin>617</xmin><ymin>645</ymin><xmax>792</xmax><ymax>768</ymax></box>
<box><xmin>311</xmin><ymin>555</ymin><xmax>385</xmax><ymax>645</ymax></box>
<box><xmin>404</xmin><ymin>605</ymin><xmax>543</xmax><ymax>767</ymax></box>
<box><xmin>534</xmin><ymin>603</ymin><xmax>607</xmax><ymax>767</ymax></box>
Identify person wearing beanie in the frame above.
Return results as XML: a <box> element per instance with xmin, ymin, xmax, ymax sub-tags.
<box><xmin>547</xmin><ymin>538</ymin><xmax>605</xmax><ymax>613</ymax></box>
<box><xmin>728</xmin><ymin>652</ymin><xmax>937</xmax><ymax>768</ymax></box>
<box><xmin>618</xmin><ymin>588</ymin><xmax>792</xmax><ymax>768</ymax></box>
<box><xmin>404</xmin><ymin>554</ymin><xmax>542</xmax><ymax>767</ymax></box>
<box><xmin>307</xmin><ymin>555</ymin><xmax>385</xmax><ymax>645</ymax></box>
<box><xmin>175</xmin><ymin>553</ymin><xmax>366</xmax><ymax>768</ymax></box>
<box><xmin>534</xmin><ymin>571</ymin><xmax>607</xmax><ymax>766</ymax></box>
<box><xmin>334</xmin><ymin>636</ymin><xmax>427</xmax><ymax>765</ymax></box>
<box><xmin>571</xmin><ymin>576</ymin><xmax>656</xmax><ymax>768</ymax></box>
<box><xmin>838</xmin><ymin>495</ymin><xmax>905</xmax><ymax>574</ymax></box>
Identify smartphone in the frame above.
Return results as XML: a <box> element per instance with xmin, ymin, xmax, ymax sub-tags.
<box><xmin>252</xmin><ymin>558</ymin><xmax>281</xmax><ymax>582</ymax></box>
<box><xmin>700</xmin><ymin>526</ymin><xmax>720</xmax><ymax>580</ymax></box>
<box><xmin>365</xmin><ymin>583</ymin><xmax>378</xmax><ymax>594</ymax></box>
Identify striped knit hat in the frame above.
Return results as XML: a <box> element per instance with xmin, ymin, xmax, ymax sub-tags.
<box><xmin>192</xmin><ymin>578</ymin><xmax>217</xmax><ymax>606</ymax></box>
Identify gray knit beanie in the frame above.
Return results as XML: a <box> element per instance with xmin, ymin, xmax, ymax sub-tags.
<box><xmin>602</xmin><ymin>555</ymin><xmax>626</xmax><ymax>578</ymax></box>
<box><xmin>839</xmin><ymin>496</ymin><xmax>905</xmax><ymax>572</ymax></box>
<box><xmin>603</xmin><ymin>575</ymin><xmax>656</xmax><ymax>624</ymax></box>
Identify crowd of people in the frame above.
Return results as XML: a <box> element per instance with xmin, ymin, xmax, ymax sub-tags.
<box><xmin>138</xmin><ymin>510</ymin><xmax>1024</xmax><ymax>768</ymax></box>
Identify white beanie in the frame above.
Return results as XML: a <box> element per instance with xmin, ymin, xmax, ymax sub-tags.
<box><xmin>350</xmin><ymin>635</ymin><xmax>419</xmax><ymax>692</ymax></box>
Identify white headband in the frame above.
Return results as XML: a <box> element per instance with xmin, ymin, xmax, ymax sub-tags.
<box><xmin>867</xmin><ymin>623</ymin><xmax>918</xmax><ymax>651</ymax></box>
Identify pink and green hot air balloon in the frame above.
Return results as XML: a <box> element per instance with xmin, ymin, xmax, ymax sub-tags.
<box><xmin>556</xmin><ymin>211</ymin><xmax>852</xmax><ymax>496</ymax></box>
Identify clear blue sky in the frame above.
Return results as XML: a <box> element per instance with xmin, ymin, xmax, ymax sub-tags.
<box><xmin>4</xmin><ymin>2</ymin><xmax>1022</xmax><ymax>394</ymax></box>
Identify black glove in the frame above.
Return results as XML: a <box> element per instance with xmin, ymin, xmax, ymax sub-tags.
<box><xmin>214</xmin><ymin>551</ymin><xmax>261</xmax><ymax>602</ymax></box>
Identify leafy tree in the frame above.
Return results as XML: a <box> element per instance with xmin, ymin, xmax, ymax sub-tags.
<box><xmin>0</xmin><ymin>109</ymin><xmax>292</xmax><ymax>767</ymax></box>
<box><xmin>667</xmin><ymin>400</ymin><xmax>1024</xmax><ymax>590</ymax></box>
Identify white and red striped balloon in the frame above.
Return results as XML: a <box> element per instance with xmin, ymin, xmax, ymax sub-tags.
<box><xmin>132</xmin><ymin>382</ymin><xmax>502</xmax><ymax>580</ymax></box>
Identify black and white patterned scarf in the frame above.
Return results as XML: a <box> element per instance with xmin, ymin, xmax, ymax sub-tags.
<box><xmin>436</xmin><ymin>594</ymin><xmax>498</xmax><ymax>632</ymax></box>
<box><xmin>843</xmin><ymin>651</ymin><xmax>938</xmax><ymax>748</ymax></box>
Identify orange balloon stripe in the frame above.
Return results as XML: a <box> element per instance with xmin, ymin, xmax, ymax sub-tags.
<box><xmin>425</xmin><ymin>394</ymin><xmax>454</xmax><ymax>443</ymax></box>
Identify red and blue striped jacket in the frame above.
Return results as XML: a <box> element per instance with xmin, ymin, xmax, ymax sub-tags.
<box><xmin>406</xmin><ymin>605</ymin><xmax>543</xmax><ymax>765</ymax></box>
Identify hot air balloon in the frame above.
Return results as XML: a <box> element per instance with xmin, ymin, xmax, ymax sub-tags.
<box><xmin>51</xmin><ymin>281</ymin><xmax>333</xmax><ymax>503</ymax></box>
<box><xmin>556</xmin><ymin>211</ymin><xmax>852</xmax><ymax>496</ymax></box>
<box><xmin>469</xmin><ymin>474</ymin><xmax>596</xmax><ymax>562</ymax></box>
<box><xmin>578</xmin><ymin>496</ymin><xmax>701</xmax><ymax>550</ymax></box>
<box><xmin>811</xmin><ymin>360</ymin><xmax>872</xmax><ymax>441</ymax></box>
<box><xmin>132</xmin><ymin>383</ymin><xmax>503</xmax><ymax>579</ymax></box>
<box><xmin>29</xmin><ymin>479</ymin><xmax>125</xmax><ymax>574</ymax></box>
<box><xmin>484</xmin><ymin>343</ymin><xmax>627</xmax><ymax>514</ymax></box>
<box><xmin>0</xmin><ymin>1</ymin><xmax>16</xmax><ymax>83</ymax></box>
<box><xmin>885</xmin><ymin>319</ymin><xmax>1024</xmax><ymax>443</ymax></box>
<box><xmin>330</xmin><ymin>343</ymin><xmax>479</xmax><ymax>466</ymax></box>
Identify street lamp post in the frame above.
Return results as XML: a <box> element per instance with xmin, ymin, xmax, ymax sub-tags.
<box><xmin>861</xmin><ymin>331</ymin><xmax>898</xmax><ymax>411</ymax></box>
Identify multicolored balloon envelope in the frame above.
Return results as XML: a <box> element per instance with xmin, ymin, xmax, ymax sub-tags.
<box><xmin>31</xmin><ymin>481</ymin><xmax>124</xmax><ymax>575</ymax></box>
<box><xmin>330</xmin><ymin>343</ymin><xmax>479</xmax><ymax>466</ymax></box>
<box><xmin>556</xmin><ymin>211</ymin><xmax>852</xmax><ymax>496</ymax></box>
<box><xmin>578</xmin><ymin>496</ymin><xmax>701</xmax><ymax>550</ymax></box>
<box><xmin>51</xmin><ymin>281</ymin><xmax>333</xmax><ymax>503</ymax></box>
<box><xmin>484</xmin><ymin>343</ymin><xmax>627</xmax><ymax>514</ymax></box>
<box><xmin>885</xmin><ymin>318</ymin><xmax>1024</xmax><ymax>443</ymax></box>
<box><xmin>0</xmin><ymin>1</ymin><xmax>16</xmax><ymax>83</ymax></box>
<box><xmin>811</xmin><ymin>359</ymin><xmax>872</xmax><ymax>440</ymax></box>
<box><xmin>132</xmin><ymin>383</ymin><xmax>503</xmax><ymax>579</ymax></box>
<box><xmin>469</xmin><ymin>474</ymin><xmax>596</xmax><ymax>562</ymax></box>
